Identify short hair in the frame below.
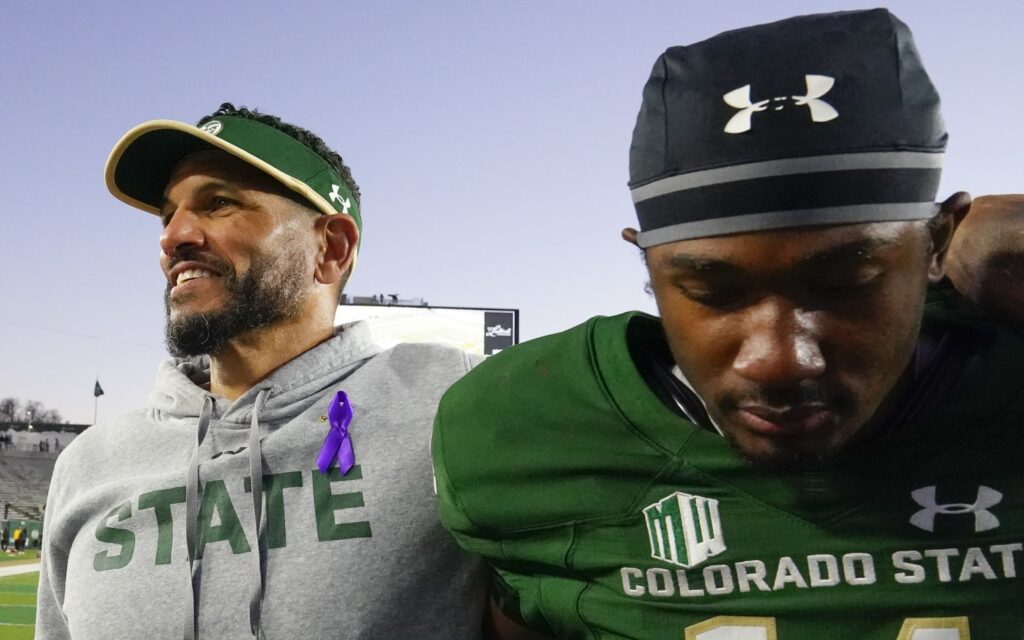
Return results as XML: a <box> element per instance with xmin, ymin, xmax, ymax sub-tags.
<box><xmin>197</xmin><ymin>103</ymin><xmax>361</xmax><ymax>209</ymax></box>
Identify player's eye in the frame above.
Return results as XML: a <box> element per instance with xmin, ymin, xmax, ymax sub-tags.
<box><xmin>677</xmin><ymin>284</ymin><xmax>747</xmax><ymax>309</ymax></box>
<box><xmin>810</xmin><ymin>272</ymin><xmax>882</xmax><ymax>297</ymax></box>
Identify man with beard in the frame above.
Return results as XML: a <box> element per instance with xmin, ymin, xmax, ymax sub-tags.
<box><xmin>35</xmin><ymin>104</ymin><xmax>486</xmax><ymax>639</ymax></box>
<box><xmin>433</xmin><ymin>10</ymin><xmax>1024</xmax><ymax>639</ymax></box>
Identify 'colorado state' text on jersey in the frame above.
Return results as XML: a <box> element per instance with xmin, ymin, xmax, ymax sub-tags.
<box><xmin>432</xmin><ymin>309</ymin><xmax>1024</xmax><ymax>639</ymax></box>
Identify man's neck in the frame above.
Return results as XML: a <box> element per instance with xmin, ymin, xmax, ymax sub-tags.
<box><xmin>208</xmin><ymin>314</ymin><xmax>334</xmax><ymax>401</ymax></box>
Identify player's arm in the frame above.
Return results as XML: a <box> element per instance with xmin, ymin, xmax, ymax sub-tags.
<box><xmin>946</xmin><ymin>194</ymin><xmax>1024</xmax><ymax>330</ymax></box>
<box><xmin>485</xmin><ymin>599</ymin><xmax>554</xmax><ymax>640</ymax></box>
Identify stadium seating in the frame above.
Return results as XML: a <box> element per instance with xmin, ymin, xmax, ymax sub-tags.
<box><xmin>0</xmin><ymin>452</ymin><xmax>56</xmax><ymax>521</ymax></box>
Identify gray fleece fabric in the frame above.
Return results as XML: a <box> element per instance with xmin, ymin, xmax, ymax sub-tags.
<box><xmin>36</xmin><ymin>322</ymin><xmax>487</xmax><ymax>639</ymax></box>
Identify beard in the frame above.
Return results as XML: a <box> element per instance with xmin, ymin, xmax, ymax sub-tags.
<box><xmin>164</xmin><ymin>247</ymin><xmax>308</xmax><ymax>357</ymax></box>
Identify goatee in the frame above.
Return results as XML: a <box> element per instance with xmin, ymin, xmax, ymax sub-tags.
<box><xmin>165</xmin><ymin>248</ymin><xmax>307</xmax><ymax>357</ymax></box>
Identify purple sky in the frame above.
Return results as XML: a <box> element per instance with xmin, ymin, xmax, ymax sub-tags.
<box><xmin>2</xmin><ymin>1</ymin><xmax>1022</xmax><ymax>424</ymax></box>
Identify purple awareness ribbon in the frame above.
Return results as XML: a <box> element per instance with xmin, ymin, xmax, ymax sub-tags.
<box><xmin>316</xmin><ymin>391</ymin><xmax>355</xmax><ymax>475</ymax></box>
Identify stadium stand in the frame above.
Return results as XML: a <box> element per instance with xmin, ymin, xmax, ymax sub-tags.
<box><xmin>0</xmin><ymin>422</ymin><xmax>88</xmax><ymax>522</ymax></box>
<box><xmin>0</xmin><ymin>452</ymin><xmax>56</xmax><ymax>521</ymax></box>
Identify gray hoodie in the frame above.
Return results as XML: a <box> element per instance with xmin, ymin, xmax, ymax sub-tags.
<box><xmin>37</xmin><ymin>322</ymin><xmax>487</xmax><ymax>639</ymax></box>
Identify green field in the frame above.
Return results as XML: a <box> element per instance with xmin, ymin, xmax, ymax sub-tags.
<box><xmin>0</xmin><ymin>551</ymin><xmax>40</xmax><ymax>564</ymax></box>
<box><xmin>0</xmin><ymin>571</ymin><xmax>38</xmax><ymax>640</ymax></box>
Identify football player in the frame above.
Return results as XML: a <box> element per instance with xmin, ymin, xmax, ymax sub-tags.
<box><xmin>434</xmin><ymin>10</ymin><xmax>1024</xmax><ymax>639</ymax></box>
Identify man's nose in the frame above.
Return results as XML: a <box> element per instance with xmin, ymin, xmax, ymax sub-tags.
<box><xmin>732</xmin><ymin>298</ymin><xmax>826</xmax><ymax>387</ymax></box>
<box><xmin>159</xmin><ymin>209</ymin><xmax>205</xmax><ymax>257</ymax></box>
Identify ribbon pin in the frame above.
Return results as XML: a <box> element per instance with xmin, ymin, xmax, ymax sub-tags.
<box><xmin>316</xmin><ymin>390</ymin><xmax>355</xmax><ymax>475</ymax></box>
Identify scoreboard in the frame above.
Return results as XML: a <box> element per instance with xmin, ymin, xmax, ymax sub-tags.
<box><xmin>335</xmin><ymin>303</ymin><xmax>519</xmax><ymax>356</ymax></box>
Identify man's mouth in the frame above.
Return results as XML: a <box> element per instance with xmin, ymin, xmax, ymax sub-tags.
<box><xmin>166</xmin><ymin>254</ymin><xmax>227</xmax><ymax>292</ymax></box>
<box><xmin>734</xmin><ymin>404</ymin><xmax>836</xmax><ymax>436</ymax></box>
<box><xmin>175</xmin><ymin>268</ymin><xmax>215</xmax><ymax>287</ymax></box>
<box><xmin>167</xmin><ymin>260</ymin><xmax>225</xmax><ymax>298</ymax></box>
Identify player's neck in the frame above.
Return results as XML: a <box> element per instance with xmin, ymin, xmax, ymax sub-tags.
<box><xmin>208</xmin><ymin>314</ymin><xmax>334</xmax><ymax>400</ymax></box>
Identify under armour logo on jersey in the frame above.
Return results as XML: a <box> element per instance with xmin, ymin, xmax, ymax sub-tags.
<box><xmin>329</xmin><ymin>184</ymin><xmax>351</xmax><ymax>214</ymax></box>
<box><xmin>723</xmin><ymin>74</ymin><xmax>839</xmax><ymax>134</ymax></box>
<box><xmin>910</xmin><ymin>485</ymin><xmax>1003</xmax><ymax>533</ymax></box>
<box><xmin>643</xmin><ymin>492</ymin><xmax>725</xmax><ymax>568</ymax></box>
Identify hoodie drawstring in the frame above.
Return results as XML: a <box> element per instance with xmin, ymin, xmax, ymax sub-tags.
<box><xmin>182</xmin><ymin>389</ymin><xmax>270</xmax><ymax>640</ymax></box>
<box><xmin>247</xmin><ymin>388</ymin><xmax>269</xmax><ymax>639</ymax></box>
<box><xmin>184</xmin><ymin>396</ymin><xmax>213</xmax><ymax>640</ymax></box>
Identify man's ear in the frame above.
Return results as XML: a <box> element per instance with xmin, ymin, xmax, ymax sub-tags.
<box><xmin>927</xmin><ymin>191</ymin><xmax>972</xmax><ymax>282</ymax></box>
<box><xmin>314</xmin><ymin>214</ymin><xmax>359</xmax><ymax>286</ymax></box>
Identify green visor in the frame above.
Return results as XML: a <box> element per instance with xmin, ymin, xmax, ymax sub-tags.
<box><xmin>104</xmin><ymin>115</ymin><xmax>362</xmax><ymax>240</ymax></box>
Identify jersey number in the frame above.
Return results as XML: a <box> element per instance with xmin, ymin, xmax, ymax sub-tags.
<box><xmin>684</xmin><ymin>616</ymin><xmax>970</xmax><ymax>640</ymax></box>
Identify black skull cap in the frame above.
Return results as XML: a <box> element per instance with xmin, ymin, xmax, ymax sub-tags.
<box><xmin>629</xmin><ymin>8</ymin><xmax>947</xmax><ymax>247</ymax></box>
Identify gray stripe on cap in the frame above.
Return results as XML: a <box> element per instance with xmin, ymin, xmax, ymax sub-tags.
<box><xmin>635</xmin><ymin>202</ymin><xmax>940</xmax><ymax>248</ymax></box>
<box><xmin>630</xmin><ymin>152</ymin><xmax>945</xmax><ymax>204</ymax></box>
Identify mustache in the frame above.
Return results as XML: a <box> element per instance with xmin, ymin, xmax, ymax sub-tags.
<box><xmin>718</xmin><ymin>382</ymin><xmax>853</xmax><ymax>413</ymax></box>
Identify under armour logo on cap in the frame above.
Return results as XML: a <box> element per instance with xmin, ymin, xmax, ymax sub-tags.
<box><xmin>910</xmin><ymin>485</ymin><xmax>1002</xmax><ymax>533</ymax></box>
<box><xmin>329</xmin><ymin>184</ymin><xmax>352</xmax><ymax>214</ymax></box>
<box><xmin>627</xmin><ymin>9</ymin><xmax>948</xmax><ymax>248</ymax></box>
<box><xmin>723</xmin><ymin>75</ymin><xmax>839</xmax><ymax>134</ymax></box>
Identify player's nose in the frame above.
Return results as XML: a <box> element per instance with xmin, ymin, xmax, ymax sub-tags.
<box><xmin>732</xmin><ymin>298</ymin><xmax>826</xmax><ymax>387</ymax></box>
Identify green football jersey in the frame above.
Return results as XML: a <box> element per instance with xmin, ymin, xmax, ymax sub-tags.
<box><xmin>432</xmin><ymin>308</ymin><xmax>1024</xmax><ymax>639</ymax></box>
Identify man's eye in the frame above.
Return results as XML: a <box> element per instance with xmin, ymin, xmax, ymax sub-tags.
<box><xmin>821</xmin><ymin>282</ymin><xmax>869</xmax><ymax>292</ymax></box>
<box><xmin>210</xmin><ymin>196</ymin><xmax>235</xmax><ymax>211</ymax></box>
<box><xmin>811</xmin><ymin>274</ymin><xmax>881</xmax><ymax>296</ymax></box>
<box><xmin>678</xmin><ymin>285</ymin><xmax>745</xmax><ymax>309</ymax></box>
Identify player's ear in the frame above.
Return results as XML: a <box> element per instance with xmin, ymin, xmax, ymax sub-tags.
<box><xmin>927</xmin><ymin>191</ymin><xmax>971</xmax><ymax>283</ymax></box>
<box><xmin>315</xmin><ymin>213</ymin><xmax>359</xmax><ymax>285</ymax></box>
<box><xmin>622</xmin><ymin>227</ymin><xmax>640</xmax><ymax>247</ymax></box>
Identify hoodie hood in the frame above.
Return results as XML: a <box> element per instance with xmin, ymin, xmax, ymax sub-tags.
<box><xmin>147</xmin><ymin>322</ymin><xmax>380</xmax><ymax>425</ymax></box>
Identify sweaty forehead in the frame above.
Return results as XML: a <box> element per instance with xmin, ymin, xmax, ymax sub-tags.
<box><xmin>650</xmin><ymin>221</ymin><xmax>920</xmax><ymax>271</ymax></box>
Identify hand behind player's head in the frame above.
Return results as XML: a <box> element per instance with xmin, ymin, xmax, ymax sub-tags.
<box><xmin>947</xmin><ymin>194</ymin><xmax>1024</xmax><ymax>331</ymax></box>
